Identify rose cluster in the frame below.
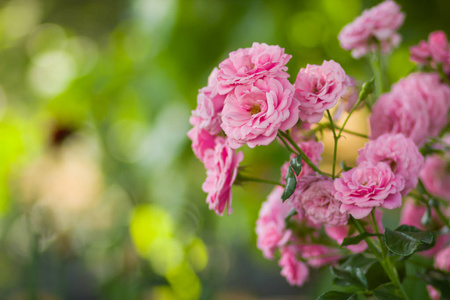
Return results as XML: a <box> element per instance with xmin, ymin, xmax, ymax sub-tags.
<box><xmin>188</xmin><ymin>0</ymin><xmax>450</xmax><ymax>293</ymax></box>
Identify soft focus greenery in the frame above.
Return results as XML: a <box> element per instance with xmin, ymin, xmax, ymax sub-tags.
<box><xmin>0</xmin><ymin>0</ymin><xmax>449</xmax><ymax>299</ymax></box>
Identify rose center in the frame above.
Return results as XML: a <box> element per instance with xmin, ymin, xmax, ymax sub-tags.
<box><xmin>250</xmin><ymin>104</ymin><xmax>261</xmax><ymax>115</ymax></box>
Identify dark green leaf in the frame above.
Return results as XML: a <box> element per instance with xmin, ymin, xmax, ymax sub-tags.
<box><xmin>290</xmin><ymin>155</ymin><xmax>303</xmax><ymax>176</ymax></box>
<box><xmin>372</xmin><ymin>283</ymin><xmax>404</xmax><ymax>300</ymax></box>
<box><xmin>421</xmin><ymin>205</ymin><xmax>432</xmax><ymax>227</ymax></box>
<box><xmin>341</xmin><ymin>232</ymin><xmax>382</xmax><ymax>246</ymax></box>
<box><xmin>284</xmin><ymin>209</ymin><xmax>298</xmax><ymax>227</ymax></box>
<box><xmin>331</xmin><ymin>266</ymin><xmax>368</xmax><ymax>289</ymax></box>
<box><xmin>316</xmin><ymin>291</ymin><xmax>358</xmax><ymax>300</ymax></box>
<box><xmin>281</xmin><ymin>166</ymin><xmax>296</xmax><ymax>201</ymax></box>
<box><xmin>339</xmin><ymin>254</ymin><xmax>377</xmax><ymax>272</ymax></box>
<box><xmin>384</xmin><ymin>226</ymin><xmax>434</xmax><ymax>256</ymax></box>
<box><xmin>365</xmin><ymin>262</ymin><xmax>390</xmax><ymax>290</ymax></box>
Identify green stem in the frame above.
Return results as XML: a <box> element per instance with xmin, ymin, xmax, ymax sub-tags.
<box><xmin>370</xmin><ymin>49</ymin><xmax>383</xmax><ymax>102</ymax></box>
<box><xmin>236</xmin><ymin>174</ymin><xmax>285</xmax><ymax>187</ymax></box>
<box><xmin>371</xmin><ymin>210</ymin><xmax>386</xmax><ymax>256</ymax></box>
<box><xmin>326</xmin><ymin>110</ymin><xmax>338</xmax><ymax>179</ymax></box>
<box><xmin>434</xmin><ymin>204</ymin><xmax>450</xmax><ymax>230</ymax></box>
<box><xmin>334</xmin><ymin>126</ymin><xmax>368</xmax><ymax>139</ymax></box>
<box><xmin>278</xmin><ymin>131</ymin><xmax>327</xmax><ymax>176</ymax></box>
<box><xmin>277</xmin><ymin>135</ymin><xmax>298</xmax><ymax>155</ymax></box>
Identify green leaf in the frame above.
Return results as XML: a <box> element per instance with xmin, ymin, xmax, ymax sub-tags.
<box><xmin>316</xmin><ymin>291</ymin><xmax>358</xmax><ymax>300</ymax></box>
<box><xmin>290</xmin><ymin>154</ymin><xmax>303</xmax><ymax>176</ymax></box>
<box><xmin>341</xmin><ymin>232</ymin><xmax>382</xmax><ymax>247</ymax></box>
<box><xmin>372</xmin><ymin>283</ymin><xmax>404</xmax><ymax>300</ymax></box>
<box><xmin>384</xmin><ymin>225</ymin><xmax>435</xmax><ymax>256</ymax></box>
<box><xmin>331</xmin><ymin>266</ymin><xmax>368</xmax><ymax>289</ymax></box>
<box><xmin>284</xmin><ymin>209</ymin><xmax>298</xmax><ymax>227</ymax></box>
<box><xmin>421</xmin><ymin>205</ymin><xmax>432</xmax><ymax>227</ymax></box>
<box><xmin>340</xmin><ymin>161</ymin><xmax>352</xmax><ymax>172</ymax></box>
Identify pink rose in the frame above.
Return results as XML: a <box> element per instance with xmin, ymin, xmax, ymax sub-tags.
<box><xmin>290</xmin><ymin>175</ymin><xmax>348</xmax><ymax>226</ymax></box>
<box><xmin>221</xmin><ymin>77</ymin><xmax>299</xmax><ymax>149</ymax></box>
<box><xmin>280</xmin><ymin>140</ymin><xmax>324</xmax><ymax>183</ymax></box>
<box><xmin>326</xmin><ymin>209</ymin><xmax>384</xmax><ymax>253</ymax></box>
<box><xmin>334</xmin><ymin>162</ymin><xmax>404</xmax><ymax>219</ymax></box>
<box><xmin>256</xmin><ymin>186</ymin><xmax>293</xmax><ymax>259</ymax></box>
<box><xmin>294</xmin><ymin>60</ymin><xmax>349</xmax><ymax>123</ymax></box>
<box><xmin>410</xmin><ymin>41</ymin><xmax>431</xmax><ymax>65</ymax></box>
<box><xmin>187</xmin><ymin>120</ymin><xmax>217</xmax><ymax>162</ymax></box>
<box><xmin>338</xmin><ymin>0</ymin><xmax>405</xmax><ymax>58</ymax></box>
<box><xmin>279</xmin><ymin>245</ymin><xmax>309</xmax><ymax>286</ymax></box>
<box><xmin>391</xmin><ymin>73</ymin><xmax>450</xmax><ymax>138</ymax></box>
<box><xmin>191</xmin><ymin>68</ymin><xmax>226</xmax><ymax>135</ymax></box>
<box><xmin>370</xmin><ymin>88</ymin><xmax>430</xmax><ymax>147</ymax></box>
<box><xmin>435</xmin><ymin>246</ymin><xmax>450</xmax><ymax>272</ymax></box>
<box><xmin>420</xmin><ymin>155</ymin><xmax>450</xmax><ymax>200</ymax></box>
<box><xmin>300</xmin><ymin>244</ymin><xmax>340</xmax><ymax>268</ymax></box>
<box><xmin>427</xmin><ymin>285</ymin><xmax>441</xmax><ymax>300</ymax></box>
<box><xmin>202</xmin><ymin>137</ymin><xmax>244</xmax><ymax>215</ymax></box>
<box><xmin>217</xmin><ymin>42</ymin><xmax>291</xmax><ymax>95</ymax></box>
<box><xmin>429</xmin><ymin>31</ymin><xmax>450</xmax><ymax>65</ymax></box>
<box><xmin>357</xmin><ymin>133</ymin><xmax>424</xmax><ymax>195</ymax></box>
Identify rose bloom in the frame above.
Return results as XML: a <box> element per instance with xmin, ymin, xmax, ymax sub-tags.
<box><xmin>370</xmin><ymin>88</ymin><xmax>430</xmax><ymax>146</ymax></box>
<box><xmin>334</xmin><ymin>162</ymin><xmax>404</xmax><ymax>219</ymax></box>
<box><xmin>256</xmin><ymin>186</ymin><xmax>293</xmax><ymax>259</ymax></box>
<box><xmin>334</xmin><ymin>76</ymin><xmax>361</xmax><ymax>120</ymax></box>
<box><xmin>427</xmin><ymin>285</ymin><xmax>441</xmax><ymax>300</ymax></box>
<box><xmin>280</xmin><ymin>140</ymin><xmax>324</xmax><ymax>184</ymax></box>
<box><xmin>221</xmin><ymin>77</ymin><xmax>299</xmax><ymax>149</ymax></box>
<box><xmin>202</xmin><ymin>137</ymin><xmax>244</xmax><ymax>216</ymax></box>
<box><xmin>411</xmin><ymin>31</ymin><xmax>450</xmax><ymax>76</ymax></box>
<box><xmin>187</xmin><ymin>121</ymin><xmax>217</xmax><ymax>162</ymax></box>
<box><xmin>278</xmin><ymin>245</ymin><xmax>309</xmax><ymax>286</ymax></box>
<box><xmin>391</xmin><ymin>73</ymin><xmax>450</xmax><ymax>138</ymax></box>
<box><xmin>435</xmin><ymin>246</ymin><xmax>450</xmax><ymax>272</ymax></box>
<box><xmin>300</xmin><ymin>244</ymin><xmax>341</xmax><ymax>268</ymax></box>
<box><xmin>294</xmin><ymin>60</ymin><xmax>349</xmax><ymax>123</ymax></box>
<box><xmin>289</xmin><ymin>175</ymin><xmax>348</xmax><ymax>226</ymax></box>
<box><xmin>357</xmin><ymin>133</ymin><xmax>424</xmax><ymax>195</ymax></box>
<box><xmin>191</xmin><ymin>68</ymin><xmax>226</xmax><ymax>135</ymax></box>
<box><xmin>420</xmin><ymin>155</ymin><xmax>450</xmax><ymax>200</ymax></box>
<box><xmin>217</xmin><ymin>42</ymin><xmax>291</xmax><ymax>94</ymax></box>
<box><xmin>338</xmin><ymin>0</ymin><xmax>404</xmax><ymax>58</ymax></box>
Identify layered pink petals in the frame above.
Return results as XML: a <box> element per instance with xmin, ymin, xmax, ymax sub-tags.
<box><xmin>290</xmin><ymin>175</ymin><xmax>348</xmax><ymax>226</ymax></box>
<box><xmin>338</xmin><ymin>0</ymin><xmax>404</xmax><ymax>58</ymax></box>
<box><xmin>187</xmin><ymin>122</ymin><xmax>217</xmax><ymax>162</ymax></box>
<box><xmin>411</xmin><ymin>31</ymin><xmax>450</xmax><ymax>72</ymax></box>
<box><xmin>420</xmin><ymin>155</ymin><xmax>450</xmax><ymax>200</ymax></box>
<box><xmin>217</xmin><ymin>42</ymin><xmax>291</xmax><ymax>94</ymax></box>
<box><xmin>221</xmin><ymin>77</ymin><xmax>299</xmax><ymax>148</ymax></box>
<box><xmin>334</xmin><ymin>162</ymin><xmax>404</xmax><ymax>219</ymax></box>
<box><xmin>202</xmin><ymin>137</ymin><xmax>244</xmax><ymax>216</ymax></box>
<box><xmin>294</xmin><ymin>60</ymin><xmax>349</xmax><ymax>123</ymax></box>
<box><xmin>256</xmin><ymin>186</ymin><xmax>293</xmax><ymax>259</ymax></box>
<box><xmin>357</xmin><ymin>133</ymin><xmax>424</xmax><ymax>195</ymax></box>
<box><xmin>279</xmin><ymin>245</ymin><xmax>309</xmax><ymax>286</ymax></box>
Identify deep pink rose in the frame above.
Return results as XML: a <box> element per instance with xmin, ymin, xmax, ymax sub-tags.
<box><xmin>221</xmin><ymin>77</ymin><xmax>299</xmax><ymax>149</ymax></box>
<box><xmin>334</xmin><ymin>162</ymin><xmax>404</xmax><ymax>219</ymax></box>
<box><xmin>300</xmin><ymin>244</ymin><xmax>340</xmax><ymax>268</ymax></box>
<box><xmin>427</xmin><ymin>285</ymin><xmax>441</xmax><ymax>300</ymax></box>
<box><xmin>256</xmin><ymin>186</ymin><xmax>293</xmax><ymax>259</ymax></box>
<box><xmin>290</xmin><ymin>175</ymin><xmax>348</xmax><ymax>226</ymax></box>
<box><xmin>435</xmin><ymin>246</ymin><xmax>450</xmax><ymax>272</ymax></box>
<box><xmin>420</xmin><ymin>155</ymin><xmax>450</xmax><ymax>200</ymax></box>
<box><xmin>217</xmin><ymin>42</ymin><xmax>291</xmax><ymax>94</ymax></box>
<box><xmin>279</xmin><ymin>245</ymin><xmax>309</xmax><ymax>286</ymax></box>
<box><xmin>391</xmin><ymin>73</ymin><xmax>450</xmax><ymax>138</ymax></box>
<box><xmin>370</xmin><ymin>88</ymin><xmax>430</xmax><ymax>146</ymax></box>
<box><xmin>191</xmin><ymin>68</ymin><xmax>226</xmax><ymax>135</ymax></box>
<box><xmin>202</xmin><ymin>137</ymin><xmax>244</xmax><ymax>216</ymax></box>
<box><xmin>357</xmin><ymin>133</ymin><xmax>424</xmax><ymax>195</ymax></box>
<box><xmin>410</xmin><ymin>41</ymin><xmax>431</xmax><ymax>65</ymax></box>
<box><xmin>338</xmin><ymin>0</ymin><xmax>405</xmax><ymax>58</ymax></box>
<box><xmin>187</xmin><ymin>119</ymin><xmax>217</xmax><ymax>162</ymax></box>
<box><xmin>429</xmin><ymin>31</ymin><xmax>450</xmax><ymax>65</ymax></box>
<box><xmin>294</xmin><ymin>60</ymin><xmax>349</xmax><ymax>123</ymax></box>
<box><xmin>280</xmin><ymin>140</ymin><xmax>324</xmax><ymax>183</ymax></box>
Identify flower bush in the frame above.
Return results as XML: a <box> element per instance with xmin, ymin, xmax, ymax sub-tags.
<box><xmin>188</xmin><ymin>1</ymin><xmax>450</xmax><ymax>299</ymax></box>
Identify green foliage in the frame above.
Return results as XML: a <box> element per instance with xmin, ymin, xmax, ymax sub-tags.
<box><xmin>384</xmin><ymin>225</ymin><xmax>435</xmax><ymax>256</ymax></box>
<box><xmin>281</xmin><ymin>154</ymin><xmax>302</xmax><ymax>201</ymax></box>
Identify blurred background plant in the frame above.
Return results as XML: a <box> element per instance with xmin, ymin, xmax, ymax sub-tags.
<box><xmin>0</xmin><ymin>0</ymin><xmax>449</xmax><ymax>299</ymax></box>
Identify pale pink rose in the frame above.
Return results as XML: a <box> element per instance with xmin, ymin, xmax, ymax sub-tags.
<box><xmin>221</xmin><ymin>77</ymin><xmax>299</xmax><ymax>149</ymax></box>
<box><xmin>279</xmin><ymin>245</ymin><xmax>309</xmax><ymax>286</ymax></box>
<box><xmin>202</xmin><ymin>137</ymin><xmax>244</xmax><ymax>216</ymax></box>
<box><xmin>326</xmin><ymin>210</ymin><xmax>384</xmax><ymax>253</ymax></box>
<box><xmin>217</xmin><ymin>42</ymin><xmax>291</xmax><ymax>94</ymax></box>
<box><xmin>338</xmin><ymin>0</ymin><xmax>405</xmax><ymax>58</ymax></box>
<box><xmin>334</xmin><ymin>162</ymin><xmax>404</xmax><ymax>219</ymax></box>
<box><xmin>280</xmin><ymin>140</ymin><xmax>324</xmax><ymax>184</ymax></box>
<box><xmin>427</xmin><ymin>285</ymin><xmax>441</xmax><ymax>300</ymax></box>
<box><xmin>191</xmin><ymin>68</ymin><xmax>226</xmax><ymax>135</ymax></box>
<box><xmin>370</xmin><ymin>88</ymin><xmax>430</xmax><ymax>147</ymax></box>
<box><xmin>300</xmin><ymin>244</ymin><xmax>340</xmax><ymax>268</ymax></box>
<box><xmin>289</xmin><ymin>175</ymin><xmax>348</xmax><ymax>226</ymax></box>
<box><xmin>358</xmin><ymin>133</ymin><xmax>424</xmax><ymax>195</ymax></box>
<box><xmin>435</xmin><ymin>246</ymin><xmax>450</xmax><ymax>272</ymax></box>
<box><xmin>256</xmin><ymin>186</ymin><xmax>293</xmax><ymax>259</ymax></box>
<box><xmin>391</xmin><ymin>73</ymin><xmax>450</xmax><ymax>138</ymax></box>
<box><xmin>294</xmin><ymin>60</ymin><xmax>349</xmax><ymax>123</ymax></box>
<box><xmin>187</xmin><ymin>120</ymin><xmax>217</xmax><ymax>162</ymax></box>
<box><xmin>420</xmin><ymin>155</ymin><xmax>450</xmax><ymax>200</ymax></box>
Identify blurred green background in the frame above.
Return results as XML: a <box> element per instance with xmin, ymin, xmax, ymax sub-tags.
<box><xmin>0</xmin><ymin>0</ymin><xmax>449</xmax><ymax>299</ymax></box>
